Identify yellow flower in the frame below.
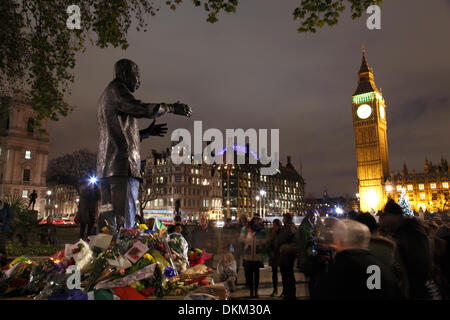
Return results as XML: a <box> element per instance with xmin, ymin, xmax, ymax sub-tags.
<box><xmin>143</xmin><ymin>253</ymin><xmax>155</xmax><ymax>263</ymax></box>
<box><xmin>130</xmin><ymin>282</ymin><xmax>138</xmax><ymax>288</ymax></box>
<box><xmin>138</xmin><ymin>224</ymin><xmax>148</xmax><ymax>230</ymax></box>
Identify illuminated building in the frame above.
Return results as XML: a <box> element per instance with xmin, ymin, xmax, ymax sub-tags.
<box><xmin>352</xmin><ymin>47</ymin><xmax>449</xmax><ymax>213</ymax></box>
<box><xmin>0</xmin><ymin>91</ymin><xmax>50</xmax><ymax>216</ymax></box>
<box><xmin>385</xmin><ymin>159</ymin><xmax>449</xmax><ymax>213</ymax></box>
<box><xmin>217</xmin><ymin>145</ymin><xmax>305</xmax><ymax>219</ymax></box>
<box><xmin>44</xmin><ymin>185</ymin><xmax>79</xmax><ymax>218</ymax></box>
<box><xmin>143</xmin><ymin>148</ymin><xmax>223</xmax><ymax>221</ymax></box>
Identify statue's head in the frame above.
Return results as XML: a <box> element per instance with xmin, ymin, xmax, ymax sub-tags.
<box><xmin>114</xmin><ymin>59</ymin><xmax>141</xmax><ymax>92</ymax></box>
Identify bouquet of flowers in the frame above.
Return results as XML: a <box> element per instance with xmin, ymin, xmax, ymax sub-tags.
<box><xmin>188</xmin><ymin>249</ymin><xmax>213</xmax><ymax>267</ymax></box>
<box><xmin>167</xmin><ymin>233</ymin><xmax>189</xmax><ymax>273</ymax></box>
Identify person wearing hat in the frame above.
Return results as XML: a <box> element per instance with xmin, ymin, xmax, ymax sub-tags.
<box><xmin>0</xmin><ymin>199</ymin><xmax>13</xmax><ymax>266</ymax></box>
<box><xmin>239</xmin><ymin>214</ymin><xmax>267</xmax><ymax>298</ymax></box>
<box><xmin>380</xmin><ymin>199</ymin><xmax>435</xmax><ymax>299</ymax></box>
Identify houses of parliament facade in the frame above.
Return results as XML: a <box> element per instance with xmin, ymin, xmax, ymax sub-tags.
<box><xmin>352</xmin><ymin>47</ymin><xmax>449</xmax><ymax>213</ymax></box>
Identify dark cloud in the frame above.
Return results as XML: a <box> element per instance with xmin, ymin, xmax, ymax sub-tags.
<box><xmin>49</xmin><ymin>0</ymin><xmax>450</xmax><ymax>197</ymax></box>
<box><xmin>391</xmin><ymin>95</ymin><xmax>450</xmax><ymax>122</ymax></box>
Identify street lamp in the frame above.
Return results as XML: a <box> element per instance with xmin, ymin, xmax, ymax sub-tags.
<box><xmin>255</xmin><ymin>195</ymin><xmax>260</xmax><ymax>217</ymax></box>
<box><xmin>259</xmin><ymin>190</ymin><xmax>266</xmax><ymax>218</ymax></box>
<box><xmin>89</xmin><ymin>176</ymin><xmax>98</xmax><ymax>185</ymax></box>
<box><xmin>46</xmin><ymin>190</ymin><xmax>53</xmax><ymax>218</ymax></box>
<box><xmin>356</xmin><ymin>193</ymin><xmax>360</xmax><ymax>212</ymax></box>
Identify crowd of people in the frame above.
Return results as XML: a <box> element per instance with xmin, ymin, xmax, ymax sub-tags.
<box><xmin>2</xmin><ymin>189</ymin><xmax>450</xmax><ymax>300</ymax></box>
<box><xmin>147</xmin><ymin>199</ymin><xmax>450</xmax><ymax>300</ymax></box>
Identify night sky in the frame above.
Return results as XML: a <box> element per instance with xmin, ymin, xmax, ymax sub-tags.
<box><xmin>49</xmin><ymin>0</ymin><xmax>450</xmax><ymax>198</ymax></box>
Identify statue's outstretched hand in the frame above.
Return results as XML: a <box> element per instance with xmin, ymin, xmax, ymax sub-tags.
<box><xmin>143</xmin><ymin>120</ymin><xmax>168</xmax><ymax>137</ymax></box>
<box><xmin>172</xmin><ymin>101</ymin><xmax>192</xmax><ymax>117</ymax></box>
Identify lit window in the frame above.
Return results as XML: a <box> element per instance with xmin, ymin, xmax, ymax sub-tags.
<box><xmin>419</xmin><ymin>184</ymin><xmax>424</xmax><ymax>190</ymax></box>
<box><xmin>22</xmin><ymin>190</ymin><xmax>28</xmax><ymax>198</ymax></box>
<box><xmin>420</xmin><ymin>193</ymin><xmax>426</xmax><ymax>200</ymax></box>
<box><xmin>407</xmin><ymin>185</ymin><xmax>413</xmax><ymax>191</ymax></box>
<box><xmin>443</xmin><ymin>182</ymin><xmax>449</xmax><ymax>189</ymax></box>
<box><xmin>386</xmin><ymin>185</ymin><xmax>392</xmax><ymax>192</ymax></box>
<box><xmin>396</xmin><ymin>185</ymin><xmax>402</xmax><ymax>191</ymax></box>
<box><xmin>25</xmin><ymin>150</ymin><xmax>31</xmax><ymax>159</ymax></box>
<box><xmin>430</xmin><ymin>183</ymin><xmax>436</xmax><ymax>189</ymax></box>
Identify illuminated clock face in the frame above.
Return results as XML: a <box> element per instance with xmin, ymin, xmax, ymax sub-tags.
<box><xmin>379</xmin><ymin>105</ymin><xmax>385</xmax><ymax>119</ymax></box>
<box><xmin>357</xmin><ymin>104</ymin><xmax>372</xmax><ymax>119</ymax></box>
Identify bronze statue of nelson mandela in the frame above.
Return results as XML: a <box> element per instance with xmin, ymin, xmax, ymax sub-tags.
<box><xmin>97</xmin><ymin>59</ymin><xmax>192</xmax><ymax>231</ymax></box>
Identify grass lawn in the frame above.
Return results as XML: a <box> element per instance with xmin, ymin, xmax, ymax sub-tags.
<box><xmin>6</xmin><ymin>226</ymin><xmax>81</xmax><ymax>258</ymax></box>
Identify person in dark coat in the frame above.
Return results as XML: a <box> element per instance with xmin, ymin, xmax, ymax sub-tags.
<box><xmin>436</xmin><ymin>224</ymin><xmax>450</xmax><ymax>298</ymax></box>
<box><xmin>307</xmin><ymin>217</ymin><xmax>338</xmax><ymax>299</ymax></box>
<box><xmin>77</xmin><ymin>181</ymin><xmax>100</xmax><ymax>239</ymax></box>
<box><xmin>47</xmin><ymin>215</ymin><xmax>58</xmax><ymax>245</ymax></box>
<box><xmin>237</xmin><ymin>214</ymin><xmax>249</xmax><ymax>285</ymax></box>
<box><xmin>278</xmin><ymin>213</ymin><xmax>297</xmax><ymax>300</ymax></box>
<box><xmin>0</xmin><ymin>199</ymin><xmax>14</xmax><ymax>266</ymax></box>
<box><xmin>268</xmin><ymin>219</ymin><xmax>282</xmax><ymax>296</ymax></box>
<box><xmin>320</xmin><ymin>219</ymin><xmax>402</xmax><ymax>299</ymax></box>
<box><xmin>190</xmin><ymin>214</ymin><xmax>218</xmax><ymax>266</ymax></box>
<box><xmin>380</xmin><ymin>199</ymin><xmax>434</xmax><ymax>299</ymax></box>
<box><xmin>353</xmin><ymin>212</ymin><xmax>410</xmax><ymax>298</ymax></box>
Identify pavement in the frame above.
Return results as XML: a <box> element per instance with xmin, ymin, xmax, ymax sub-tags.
<box><xmin>229</xmin><ymin>266</ymin><xmax>309</xmax><ymax>300</ymax></box>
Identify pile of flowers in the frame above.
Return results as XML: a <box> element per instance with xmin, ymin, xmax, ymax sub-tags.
<box><xmin>0</xmin><ymin>222</ymin><xmax>227</xmax><ymax>300</ymax></box>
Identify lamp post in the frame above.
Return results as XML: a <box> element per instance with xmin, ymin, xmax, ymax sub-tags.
<box><xmin>255</xmin><ymin>195</ymin><xmax>260</xmax><ymax>218</ymax></box>
<box><xmin>356</xmin><ymin>193</ymin><xmax>360</xmax><ymax>212</ymax></box>
<box><xmin>46</xmin><ymin>190</ymin><xmax>52</xmax><ymax>218</ymax></box>
<box><xmin>259</xmin><ymin>190</ymin><xmax>266</xmax><ymax>219</ymax></box>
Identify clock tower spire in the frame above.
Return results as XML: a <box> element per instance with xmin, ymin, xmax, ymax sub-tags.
<box><xmin>352</xmin><ymin>47</ymin><xmax>389</xmax><ymax>212</ymax></box>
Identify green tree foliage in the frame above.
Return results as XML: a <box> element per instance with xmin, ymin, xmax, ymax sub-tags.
<box><xmin>0</xmin><ymin>0</ymin><xmax>382</xmax><ymax>123</ymax></box>
<box><xmin>46</xmin><ymin>149</ymin><xmax>97</xmax><ymax>196</ymax></box>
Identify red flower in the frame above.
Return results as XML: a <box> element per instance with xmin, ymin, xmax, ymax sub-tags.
<box><xmin>67</xmin><ymin>257</ymin><xmax>76</xmax><ymax>266</ymax></box>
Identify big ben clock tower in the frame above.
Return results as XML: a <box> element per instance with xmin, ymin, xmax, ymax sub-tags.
<box><xmin>352</xmin><ymin>46</ymin><xmax>389</xmax><ymax>212</ymax></box>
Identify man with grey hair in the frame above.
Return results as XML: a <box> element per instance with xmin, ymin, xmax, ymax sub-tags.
<box><xmin>317</xmin><ymin>219</ymin><xmax>402</xmax><ymax>299</ymax></box>
<box><xmin>333</xmin><ymin>219</ymin><xmax>371</xmax><ymax>251</ymax></box>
